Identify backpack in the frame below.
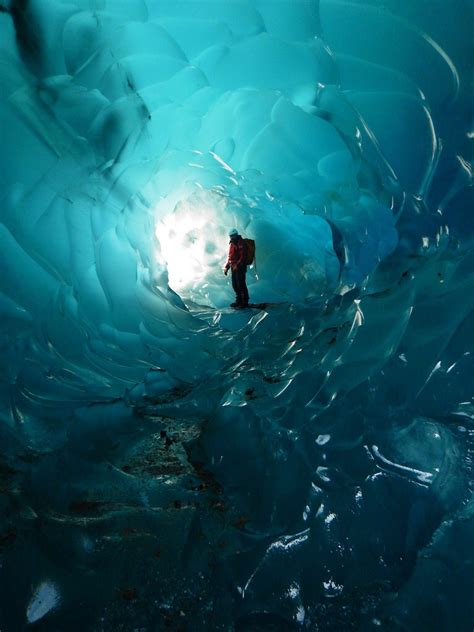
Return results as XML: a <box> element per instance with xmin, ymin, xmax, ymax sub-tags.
<box><xmin>243</xmin><ymin>238</ymin><xmax>255</xmax><ymax>265</ymax></box>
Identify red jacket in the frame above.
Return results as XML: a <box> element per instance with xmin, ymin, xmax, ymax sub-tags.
<box><xmin>226</xmin><ymin>237</ymin><xmax>246</xmax><ymax>270</ymax></box>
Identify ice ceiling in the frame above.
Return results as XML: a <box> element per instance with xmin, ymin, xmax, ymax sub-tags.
<box><xmin>0</xmin><ymin>0</ymin><xmax>473</xmax><ymax>630</ymax></box>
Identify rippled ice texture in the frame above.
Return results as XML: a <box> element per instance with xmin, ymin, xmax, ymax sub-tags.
<box><xmin>0</xmin><ymin>1</ymin><xmax>473</xmax><ymax>630</ymax></box>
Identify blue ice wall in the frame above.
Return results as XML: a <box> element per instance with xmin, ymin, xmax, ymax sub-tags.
<box><xmin>0</xmin><ymin>1</ymin><xmax>473</xmax><ymax>630</ymax></box>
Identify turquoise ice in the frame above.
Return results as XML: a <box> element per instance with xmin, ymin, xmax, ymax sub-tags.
<box><xmin>0</xmin><ymin>1</ymin><xmax>473</xmax><ymax>630</ymax></box>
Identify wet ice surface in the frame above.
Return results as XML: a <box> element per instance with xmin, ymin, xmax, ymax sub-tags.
<box><xmin>0</xmin><ymin>1</ymin><xmax>473</xmax><ymax>630</ymax></box>
<box><xmin>26</xmin><ymin>581</ymin><xmax>61</xmax><ymax>624</ymax></box>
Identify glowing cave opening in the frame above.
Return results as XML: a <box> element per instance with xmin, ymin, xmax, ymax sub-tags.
<box><xmin>155</xmin><ymin>192</ymin><xmax>240</xmax><ymax>307</ymax></box>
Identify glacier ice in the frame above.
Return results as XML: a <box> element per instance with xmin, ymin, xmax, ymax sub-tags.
<box><xmin>0</xmin><ymin>0</ymin><xmax>473</xmax><ymax>630</ymax></box>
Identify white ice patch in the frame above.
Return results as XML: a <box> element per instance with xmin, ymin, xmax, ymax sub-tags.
<box><xmin>26</xmin><ymin>581</ymin><xmax>60</xmax><ymax>624</ymax></box>
<box><xmin>323</xmin><ymin>578</ymin><xmax>344</xmax><ymax>597</ymax></box>
<box><xmin>296</xmin><ymin>604</ymin><xmax>306</xmax><ymax>623</ymax></box>
<box><xmin>315</xmin><ymin>434</ymin><xmax>331</xmax><ymax>445</ymax></box>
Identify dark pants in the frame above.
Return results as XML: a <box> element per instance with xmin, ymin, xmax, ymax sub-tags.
<box><xmin>231</xmin><ymin>265</ymin><xmax>249</xmax><ymax>305</ymax></box>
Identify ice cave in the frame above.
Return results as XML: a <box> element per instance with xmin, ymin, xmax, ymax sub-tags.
<box><xmin>0</xmin><ymin>0</ymin><xmax>473</xmax><ymax>630</ymax></box>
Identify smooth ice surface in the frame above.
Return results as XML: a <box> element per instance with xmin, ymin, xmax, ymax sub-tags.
<box><xmin>0</xmin><ymin>1</ymin><xmax>473</xmax><ymax>630</ymax></box>
<box><xmin>26</xmin><ymin>581</ymin><xmax>61</xmax><ymax>624</ymax></box>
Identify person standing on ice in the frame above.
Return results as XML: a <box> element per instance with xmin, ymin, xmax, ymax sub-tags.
<box><xmin>224</xmin><ymin>228</ymin><xmax>250</xmax><ymax>308</ymax></box>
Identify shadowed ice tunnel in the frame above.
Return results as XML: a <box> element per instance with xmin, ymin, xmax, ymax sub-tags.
<box><xmin>0</xmin><ymin>1</ymin><xmax>473</xmax><ymax>630</ymax></box>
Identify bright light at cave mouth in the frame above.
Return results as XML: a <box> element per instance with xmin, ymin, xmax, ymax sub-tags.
<box><xmin>155</xmin><ymin>195</ymin><xmax>229</xmax><ymax>303</ymax></box>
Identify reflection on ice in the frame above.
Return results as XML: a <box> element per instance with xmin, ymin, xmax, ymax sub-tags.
<box><xmin>26</xmin><ymin>581</ymin><xmax>60</xmax><ymax>624</ymax></box>
<box><xmin>370</xmin><ymin>444</ymin><xmax>434</xmax><ymax>485</ymax></box>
